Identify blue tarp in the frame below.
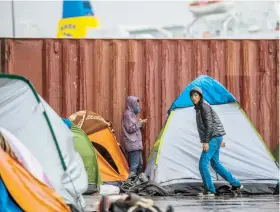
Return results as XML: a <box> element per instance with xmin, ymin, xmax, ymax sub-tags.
<box><xmin>0</xmin><ymin>178</ymin><xmax>23</xmax><ymax>212</ymax></box>
<box><xmin>168</xmin><ymin>75</ymin><xmax>236</xmax><ymax>114</ymax></box>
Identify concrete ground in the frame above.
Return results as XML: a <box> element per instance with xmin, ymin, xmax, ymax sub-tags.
<box><xmin>84</xmin><ymin>195</ymin><xmax>279</xmax><ymax>212</ymax></box>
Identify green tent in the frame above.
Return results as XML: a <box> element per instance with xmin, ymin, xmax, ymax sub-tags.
<box><xmin>71</xmin><ymin>124</ymin><xmax>102</xmax><ymax>188</ymax></box>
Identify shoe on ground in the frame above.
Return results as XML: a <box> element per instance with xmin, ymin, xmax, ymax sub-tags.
<box><xmin>231</xmin><ymin>185</ymin><xmax>244</xmax><ymax>191</ymax></box>
<box><xmin>197</xmin><ymin>190</ymin><xmax>216</xmax><ymax>197</ymax></box>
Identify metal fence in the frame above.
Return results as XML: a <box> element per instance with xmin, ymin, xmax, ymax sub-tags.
<box><xmin>1</xmin><ymin>39</ymin><xmax>279</xmax><ymax>161</ymax></box>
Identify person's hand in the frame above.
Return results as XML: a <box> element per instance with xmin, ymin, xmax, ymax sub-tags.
<box><xmin>139</xmin><ymin>118</ymin><xmax>148</xmax><ymax>124</ymax></box>
<box><xmin>202</xmin><ymin>143</ymin><xmax>209</xmax><ymax>152</ymax></box>
<box><xmin>221</xmin><ymin>141</ymin><xmax>226</xmax><ymax>148</ymax></box>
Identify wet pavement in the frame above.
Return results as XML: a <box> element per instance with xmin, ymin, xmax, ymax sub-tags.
<box><xmin>84</xmin><ymin>195</ymin><xmax>279</xmax><ymax>212</ymax></box>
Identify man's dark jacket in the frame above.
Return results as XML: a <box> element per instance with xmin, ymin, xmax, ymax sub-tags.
<box><xmin>191</xmin><ymin>87</ymin><xmax>226</xmax><ymax>143</ymax></box>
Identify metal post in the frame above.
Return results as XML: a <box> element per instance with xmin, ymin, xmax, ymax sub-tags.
<box><xmin>11</xmin><ymin>0</ymin><xmax>16</xmax><ymax>37</ymax></box>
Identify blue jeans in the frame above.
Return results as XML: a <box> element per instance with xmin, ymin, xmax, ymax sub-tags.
<box><xmin>128</xmin><ymin>150</ymin><xmax>143</xmax><ymax>175</ymax></box>
<box><xmin>199</xmin><ymin>136</ymin><xmax>241</xmax><ymax>193</ymax></box>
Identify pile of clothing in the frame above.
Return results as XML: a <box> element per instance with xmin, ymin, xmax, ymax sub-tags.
<box><xmin>97</xmin><ymin>194</ymin><xmax>174</xmax><ymax>212</ymax></box>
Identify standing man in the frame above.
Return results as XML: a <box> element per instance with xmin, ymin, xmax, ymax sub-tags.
<box><xmin>122</xmin><ymin>96</ymin><xmax>147</xmax><ymax>176</ymax></box>
<box><xmin>190</xmin><ymin>86</ymin><xmax>243</xmax><ymax>196</ymax></box>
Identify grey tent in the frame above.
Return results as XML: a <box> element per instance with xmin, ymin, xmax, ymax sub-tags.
<box><xmin>0</xmin><ymin>74</ymin><xmax>88</xmax><ymax>211</ymax></box>
<box><xmin>146</xmin><ymin>75</ymin><xmax>279</xmax><ymax>195</ymax></box>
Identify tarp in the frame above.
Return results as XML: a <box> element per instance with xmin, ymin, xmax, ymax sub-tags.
<box><xmin>0</xmin><ymin>148</ymin><xmax>70</xmax><ymax>212</ymax></box>
<box><xmin>71</xmin><ymin>123</ymin><xmax>102</xmax><ymax>186</ymax></box>
<box><xmin>0</xmin><ymin>74</ymin><xmax>88</xmax><ymax>210</ymax></box>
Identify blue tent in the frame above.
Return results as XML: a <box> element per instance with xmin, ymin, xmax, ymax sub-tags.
<box><xmin>168</xmin><ymin>75</ymin><xmax>236</xmax><ymax>114</ymax></box>
<box><xmin>0</xmin><ymin>178</ymin><xmax>22</xmax><ymax>212</ymax></box>
<box><xmin>145</xmin><ymin>75</ymin><xmax>279</xmax><ymax>195</ymax></box>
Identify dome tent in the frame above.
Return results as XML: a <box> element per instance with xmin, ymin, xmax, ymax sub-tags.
<box><xmin>145</xmin><ymin>75</ymin><xmax>279</xmax><ymax>195</ymax></box>
<box><xmin>0</xmin><ymin>74</ymin><xmax>88</xmax><ymax>210</ymax></box>
<box><xmin>61</xmin><ymin>119</ymin><xmax>102</xmax><ymax>194</ymax></box>
<box><xmin>69</xmin><ymin>111</ymin><xmax>129</xmax><ymax>183</ymax></box>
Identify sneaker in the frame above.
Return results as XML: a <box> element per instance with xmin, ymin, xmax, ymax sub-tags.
<box><xmin>231</xmin><ymin>185</ymin><xmax>244</xmax><ymax>191</ymax></box>
<box><xmin>197</xmin><ymin>190</ymin><xmax>216</xmax><ymax>197</ymax></box>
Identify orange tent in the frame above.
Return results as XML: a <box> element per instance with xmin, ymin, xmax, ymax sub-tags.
<box><xmin>69</xmin><ymin>111</ymin><xmax>129</xmax><ymax>182</ymax></box>
<box><xmin>89</xmin><ymin>128</ymin><xmax>129</xmax><ymax>182</ymax></box>
<box><xmin>0</xmin><ymin>148</ymin><xmax>70</xmax><ymax>212</ymax></box>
